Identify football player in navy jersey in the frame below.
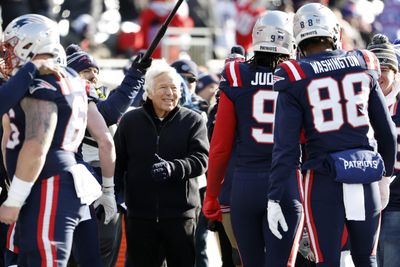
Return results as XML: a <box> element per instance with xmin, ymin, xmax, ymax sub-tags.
<box><xmin>0</xmin><ymin>14</ymin><xmax>98</xmax><ymax>267</ymax></box>
<box><xmin>268</xmin><ymin>3</ymin><xmax>397</xmax><ymax>266</ymax></box>
<box><xmin>203</xmin><ymin>11</ymin><xmax>304</xmax><ymax>267</ymax></box>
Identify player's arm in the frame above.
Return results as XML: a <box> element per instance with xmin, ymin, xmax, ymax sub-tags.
<box><xmin>268</xmin><ymin>90</ymin><xmax>303</xmax><ymax>202</ymax></box>
<box><xmin>0</xmin><ymin>97</ymin><xmax>57</xmax><ymax>224</ymax></box>
<box><xmin>1</xmin><ymin>114</ymin><xmax>11</xmax><ymax>169</ymax></box>
<box><xmin>96</xmin><ymin>57</ymin><xmax>151</xmax><ymax>125</ymax></box>
<box><xmin>87</xmin><ymin>101</ymin><xmax>118</xmax><ymax>223</ymax></box>
<box><xmin>206</xmin><ymin>91</ymin><xmax>237</xmax><ymax>198</ymax></box>
<box><xmin>1</xmin><ymin>115</ymin><xmax>11</xmax><ymax>171</ymax></box>
<box><xmin>368</xmin><ymin>82</ymin><xmax>397</xmax><ymax>176</ymax></box>
<box><xmin>87</xmin><ymin>101</ymin><xmax>116</xmax><ymax>180</ymax></box>
<box><xmin>16</xmin><ymin>97</ymin><xmax>57</xmax><ymax>181</ymax></box>
<box><xmin>203</xmin><ymin>91</ymin><xmax>236</xmax><ymax>221</ymax></box>
<box><xmin>267</xmin><ymin>90</ymin><xmax>302</xmax><ymax>239</ymax></box>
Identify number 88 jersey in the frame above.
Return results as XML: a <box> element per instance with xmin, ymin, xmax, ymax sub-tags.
<box><xmin>219</xmin><ymin>61</ymin><xmax>277</xmax><ymax>171</ymax></box>
<box><xmin>273</xmin><ymin>49</ymin><xmax>391</xmax><ymax>161</ymax></box>
<box><xmin>5</xmin><ymin>67</ymin><xmax>87</xmax><ymax>179</ymax></box>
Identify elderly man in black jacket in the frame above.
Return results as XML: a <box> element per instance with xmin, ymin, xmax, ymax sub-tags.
<box><xmin>114</xmin><ymin>59</ymin><xmax>209</xmax><ymax>267</ymax></box>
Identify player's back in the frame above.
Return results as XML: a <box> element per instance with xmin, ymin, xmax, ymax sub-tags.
<box><xmin>220</xmin><ymin>61</ymin><xmax>276</xmax><ymax>171</ymax></box>
<box><xmin>6</xmin><ymin>67</ymin><xmax>87</xmax><ymax>179</ymax></box>
<box><xmin>274</xmin><ymin>49</ymin><xmax>382</xmax><ymax>161</ymax></box>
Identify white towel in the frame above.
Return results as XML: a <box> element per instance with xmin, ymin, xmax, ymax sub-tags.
<box><xmin>68</xmin><ymin>164</ymin><xmax>102</xmax><ymax>205</ymax></box>
<box><xmin>343</xmin><ymin>183</ymin><xmax>365</xmax><ymax>221</ymax></box>
<box><xmin>80</xmin><ymin>205</ymin><xmax>92</xmax><ymax>222</ymax></box>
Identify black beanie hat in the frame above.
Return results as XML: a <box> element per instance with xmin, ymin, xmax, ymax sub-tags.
<box><xmin>66</xmin><ymin>44</ymin><xmax>99</xmax><ymax>73</ymax></box>
<box><xmin>367</xmin><ymin>34</ymin><xmax>398</xmax><ymax>73</ymax></box>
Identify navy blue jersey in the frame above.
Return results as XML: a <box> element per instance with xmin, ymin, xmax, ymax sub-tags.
<box><xmin>269</xmin><ymin>49</ymin><xmax>397</xmax><ymax>201</ymax></box>
<box><xmin>0</xmin><ymin>62</ymin><xmax>39</xmax><ymax>115</ymax></box>
<box><xmin>5</xmin><ymin>67</ymin><xmax>87</xmax><ymax>179</ymax></box>
<box><xmin>219</xmin><ymin>61</ymin><xmax>277</xmax><ymax>170</ymax></box>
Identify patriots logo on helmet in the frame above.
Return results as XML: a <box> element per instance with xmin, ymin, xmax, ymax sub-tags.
<box><xmin>13</xmin><ymin>16</ymin><xmax>44</xmax><ymax>29</ymax></box>
<box><xmin>13</xmin><ymin>18</ymin><xmax>30</xmax><ymax>29</ymax></box>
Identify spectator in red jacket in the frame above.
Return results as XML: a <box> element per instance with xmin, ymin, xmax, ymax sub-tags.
<box><xmin>139</xmin><ymin>0</ymin><xmax>194</xmax><ymax>59</ymax></box>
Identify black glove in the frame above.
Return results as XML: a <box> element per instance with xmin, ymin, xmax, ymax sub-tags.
<box><xmin>130</xmin><ymin>51</ymin><xmax>152</xmax><ymax>74</ymax></box>
<box><xmin>151</xmin><ymin>154</ymin><xmax>172</xmax><ymax>182</ymax></box>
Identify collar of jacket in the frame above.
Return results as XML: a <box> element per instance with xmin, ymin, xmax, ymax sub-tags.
<box><xmin>143</xmin><ymin>99</ymin><xmax>180</xmax><ymax>123</ymax></box>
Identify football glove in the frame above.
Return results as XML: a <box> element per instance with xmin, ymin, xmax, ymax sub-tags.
<box><xmin>379</xmin><ymin>176</ymin><xmax>394</xmax><ymax>210</ymax></box>
<box><xmin>298</xmin><ymin>227</ymin><xmax>315</xmax><ymax>262</ymax></box>
<box><xmin>94</xmin><ymin>186</ymin><xmax>118</xmax><ymax>224</ymax></box>
<box><xmin>267</xmin><ymin>200</ymin><xmax>288</xmax><ymax>239</ymax></box>
<box><xmin>202</xmin><ymin>194</ymin><xmax>222</xmax><ymax>221</ymax></box>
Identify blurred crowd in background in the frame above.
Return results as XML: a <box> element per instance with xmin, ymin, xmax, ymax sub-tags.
<box><xmin>0</xmin><ymin>0</ymin><xmax>399</xmax><ymax>63</ymax></box>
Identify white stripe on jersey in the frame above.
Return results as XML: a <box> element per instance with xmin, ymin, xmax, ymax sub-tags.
<box><xmin>229</xmin><ymin>62</ymin><xmax>239</xmax><ymax>87</ymax></box>
<box><xmin>285</xmin><ymin>61</ymin><xmax>302</xmax><ymax>81</ymax></box>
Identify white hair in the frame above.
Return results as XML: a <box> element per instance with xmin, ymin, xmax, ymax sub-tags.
<box><xmin>143</xmin><ymin>59</ymin><xmax>182</xmax><ymax>99</ymax></box>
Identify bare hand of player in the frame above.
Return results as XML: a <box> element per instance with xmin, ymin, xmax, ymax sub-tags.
<box><xmin>0</xmin><ymin>205</ymin><xmax>20</xmax><ymax>224</ymax></box>
<box><xmin>32</xmin><ymin>59</ymin><xmax>65</xmax><ymax>79</ymax></box>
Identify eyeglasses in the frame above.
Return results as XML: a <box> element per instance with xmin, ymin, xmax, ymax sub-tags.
<box><xmin>184</xmin><ymin>76</ymin><xmax>197</xmax><ymax>84</ymax></box>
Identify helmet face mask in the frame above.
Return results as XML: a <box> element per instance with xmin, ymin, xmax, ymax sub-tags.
<box><xmin>252</xmin><ymin>10</ymin><xmax>295</xmax><ymax>57</ymax></box>
<box><xmin>1</xmin><ymin>14</ymin><xmax>60</xmax><ymax>76</ymax></box>
<box><xmin>293</xmin><ymin>3</ymin><xmax>341</xmax><ymax>50</ymax></box>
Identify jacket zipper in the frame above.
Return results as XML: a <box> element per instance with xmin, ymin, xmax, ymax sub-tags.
<box><xmin>156</xmin><ymin>134</ymin><xmax>160</xmax><ymax>223</ymax></box>
<box><xmin>143</xmin><ymin>107</ymin><xmax>174</xmax><ymax>223</ymax></box>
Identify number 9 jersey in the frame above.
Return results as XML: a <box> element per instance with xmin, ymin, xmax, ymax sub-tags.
<box><xmin>216</xmin><ymin>61</ymin><xmax>277</xmax><ymax>172</ymax></box>
<box><xmin>5</xmin><ymin>67</ymin><xmax>88</xmax><ymax>179</ymax></box>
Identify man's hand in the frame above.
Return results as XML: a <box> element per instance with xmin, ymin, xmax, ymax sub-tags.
<box><xmin>0</xmin><ymin>205</ymin><xmax>20</xmax><ymax>225</ymax></box>
<box><xmin>94</xmin><ymin>187</ymin><xmax>118</xmax><ymax>224</ymax></box>
<box><xmin>130</xmin><ymin>52</ymin><xmax>152</xmax><ymax>74</ymax></box>
<box><xmin>32</xmin><ymin>59</ymin><xmax>64</xmax><ymax>79</ymax></box>
<box><xmin>379</xmin><ymin>176</ymin><xmax>393</xmax><ymax>210</ymax></box>
<box><xmin>298</xmin><ymin>227</ymin><xmax>315</xmax><ymax>261</ymax></box>
<box><xmin>202</xmin><ymin>194</ymin><xmax>222</xmax><ymax>221</ymax></box>
<box><xmin>151</xmin><ymin>154</ymin><xmax>172</xmax><ymax>182</ymax></box>
<box><xmin>267</xmin><ymin>200</ymin><xmax>288</xmax><ymax>239</ymax></box>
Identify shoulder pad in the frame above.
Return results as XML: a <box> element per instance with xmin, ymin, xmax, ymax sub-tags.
<box><xmin>222</xmin><ymin>61</ymin><xmax>243</xmax><ymax>88</ymax></box>
<box><xmin>29</xmin><ymin>78</ymin><xmax>58</xmax><ymax>95</ymax></box>
<box><xmin>359</xmin><ymin>49</ymin><xmax>380</xmax><ymax>71</ymax></box>
<box><xmin>358</xmin><ymin>49</ymin><xmax>381</xmax><ymax>79</ymax></box>
<box><xmin>273</xmin><ymin>61</ymin><xmax>302</xmax><ymax>92</ymax></box>
<box><xmin>279</xmin><ymin>60</ymin><xmax>306</xmax><ymax>81</ymax></box>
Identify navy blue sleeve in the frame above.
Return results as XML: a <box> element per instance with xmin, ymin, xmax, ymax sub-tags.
<box><xmin>268</xmin><ymin>90</ymin><xmax>303</xmax><ymax>201</ymax></box>
<box><xmin>368</xmin><ymin>81</ymin><xmax>397</xmax><ymax>176</ymax></box>
<box><xmin>0</xmin><ymin>62</ymin><xmax>38</xmax><ymax>115</ymax></box>
<box><xmin>96</xmin><ymin>68</ymin><xmax>145</xmax><ymax>125</ymax></box>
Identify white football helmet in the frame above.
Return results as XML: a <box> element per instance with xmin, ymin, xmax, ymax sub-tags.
<box><xmin>54</xmin><ymin>43</ymin><xmax>67</xmax><ymax>67</ymax></box>
<box><xmin>252</xmin><ymin>10</ymin><xmax>295</xmax><ymax>56</ymax></box>
<box><xmin>293</xmin><ymin>3</ymin><xmax>341</xmax><ymax>49</ymax></box>
<box><xmin>2</xmin><ymin>14</ymin><xmax>60</xmax><ymax>70</ymax></box>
